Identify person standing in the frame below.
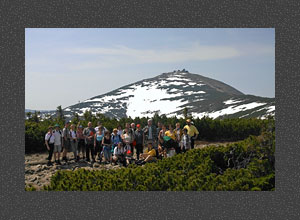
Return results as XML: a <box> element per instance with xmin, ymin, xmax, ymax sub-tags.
<box><xmin>70</xmin><ymin>124</ymin><xmax>78</xmax><ymax>162</ymax></box>
<box><xmin>180</xmin><ymin>128</ymin><xmax>191</xmax><ymax>152</ymax></box>
<box><xmin>164</xmin><ymin>124</ymin><xmax>177</xmax><ymax>157</ymax></box>
<box><xmin>94</xmin><ymin>126</ymin><xmax>104</xmax><ymax>162</ymax></box>
<box><xmin>143</xmin><ymin>119</ymin><xmax>157</xmax><ymax>148</ymax></box>
<box><xmin>156</xmin><ymin>121</ymin><xmax>162</xmax><ymax>142</ymax></box>
<box><xmin>135</xmin><ymin>124</ymin><xmax>144</xmax><ymax>160</ymax></box>
<box><xmin>111</xmin><ymin>128</ymin><xmax>122</xmax><ymax>154</ymax></box>
<box><xmin>45</xmin><ymin>126</ymin><xmax>55</xmax><ymax>166</ymax></box>
<box><xmin>158</xmin><ymin>124</ymin><xmax>167</xmax><ymax>158</ymax></box>
<box><xmin>123</xmin><ymin>123</ymin><xmax>134</xmax><ymax>156</ymax></box>
<box><xmin>83</xmin><ymin>122</ymin><xmax>96</xmax><ymax>163</ymax></box>
<box><xmin>62</xmin><ymin>122</ymin><xmax>71</xmax><ymax>162</ymax></box>
<box><xmin>183</xmin><ymin>119</ymin><xmax>199</xmax><ymax>149</ymax></box>
<box><xmin>175</xmin><ymin>122</ymin><xmax>182</xmax><ymax>154</ymax></box>
<box><xmin>102</xmin><ymin>131</ymin><xmax>112</xmax><ymax>163</ymax></box>
<box><xmin>76</xmin><ymin>125</ymin><xmax>86</xmax><ymax>160</ymax></box>
<box><xmin>117</xmin><ymin>125</ymin><xmax>123</xmax><ymax>136</ymax></box>
<box><xmin>122</xmin><ymin>127</ymin><xmax>133</xmax><ymax>160</ymax></box>
<box><xmin>53</xmin><ymin>124</ymin><xmax>62</xmax><ymax>165</ymax></box>
<box><xmin>122</xmin><ymin>127</ymin><xmax>132</xmax><ymax>150</ymax></box>
<box><xmin>130</xmin><ymin>123</ymin><xmax>136</xmax><ymax>157</ymax></box>
<box><xmin>130</xmin><ymin>123</ymin><xmax>136</xmax><ymax>131</ymax></box>
<box><xmin>95</xmin><ymin>121</ymin><xmax>107</xmax><ymax>133</ymax></box>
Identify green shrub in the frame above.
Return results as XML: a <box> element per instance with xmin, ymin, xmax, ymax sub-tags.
<box><xmin>43</xmin><ymin>131</ymin><xmax>275</xmax><ymax>191</ymax></box>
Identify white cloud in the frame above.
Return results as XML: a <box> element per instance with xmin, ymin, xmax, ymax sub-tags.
<box><xmin>64</xmin><ymin>44</ymin><xmax>241</xmax><ymax>70</ymax></box>
<box><xmin>26</xmin><ymin>42</ymin><xmax>274</xmax><ymax>72</ymax></box>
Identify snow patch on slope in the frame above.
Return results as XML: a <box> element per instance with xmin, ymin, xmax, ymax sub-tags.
<box><xmin>223</xmin><ymin>99</ymin><xmax>244</xmax><ymax>105</ymax></box>
<box><xmin>266</xmin><ymin>106</ymin><xmax>275</xmax><ymax>113</ymax></box>
<box><xmin>184</xmin><ymin>91</ymin><xmax>206</xmax><ymax>95</ymax></box>
<box><xmin>208</xmin><ymin>102</ymin><xmax>267</xmax><ymax>119</ymax></box>
<box><xmin>126</xmin><ymin>85</ymin><xmax>188</xmax><ymax>118</ymax></box>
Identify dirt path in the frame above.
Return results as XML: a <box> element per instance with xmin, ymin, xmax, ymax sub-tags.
<box><xmin>25</xmin><ymin>141</ymin><xmax>236</xmax><ymax>190</ymax></box>
<box><xmin>194</xmin><ymin>140</ymin><xmax>236</xmax><ymax>149</ymax></box>
<box><xmin>25</xmin><ymin>152</ymin><xmax>125</xmax><ymax>190</ymax></box>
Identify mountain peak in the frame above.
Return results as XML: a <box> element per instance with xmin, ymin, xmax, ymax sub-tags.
<box><xmin>160</xmin><ymin>69</ymin><xmax>190</xmax><ymax>76</ymax></box>
<box><xmin>62</xmin><ymin>70</ymin><xmax>275</xmax><ymax>120</ymax></box>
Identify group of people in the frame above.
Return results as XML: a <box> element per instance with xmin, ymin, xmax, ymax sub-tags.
<box><xmin>44</xmin><ymin>118</ymin><xmax>199</xmax><ymax>167</ymax></box>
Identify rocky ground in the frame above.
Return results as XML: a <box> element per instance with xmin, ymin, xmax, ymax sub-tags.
<box><xmin>25</xmin><ymin>141</ymin><xmax>235</xmax><ymax>190</ymax></box>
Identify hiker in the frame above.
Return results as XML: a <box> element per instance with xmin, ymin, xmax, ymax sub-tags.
<box><xmin>183</xmin><ymin>119</ymin><xmax>199</xmax><ymax>149</ymax></box>
<box><xmin>111</xmin><ymin>128</ymin><xmax>122</xmax><ymax>155</ymax></box>
<box><xmin>70</xmin><ymin>124</ymin><xmax>78</xmax><ymax>161</ymax></box>
<box><xmin>95</xmin><ymin>121</ymin><xmax>107</xmax><ymax>133</ymax></box>
<box><xmin>122</xmin><ymin>127</ymin><xmax>132</xmax><ymax>152</ymax></box>
<box><xmin>83</xmin><ymin>122</ymin><xmax>96</xmax><ymax>163</ymax></box>
<box><xmin>117</xmin><ymin>125</ymin><xmax>123</xmax><ymax>136</ymax></box>
<box><xmin>124</xmin><ymin>143</ymin><xmax>133</xmax><ymax>165</ymax></box>
<box><xmin>131</xmin><ymin>123</ymin><xmax>136</xmax><ymax>131</ymax></box>
<box><xmin>76</xmin><ymin>124</ymin><xmax>86</xmax><ymax>160</ymax></box>
<box><xmin>134</xmin><ymin>124</ymin><xmax>144</xmax><ymax>160</ymax></box>
<box><xmin>94</xmin><ymin>126</ymin><xmax>104</xmax><ymax>162</ymax></box>
<box><xmin>143</xmin><ymin>119</ymin><xmax>157</xmax><ymax>148</ymax></box>
<box><xmin>164</xmin><ymin>124</ymin><xmax>177</xmax><ymax>157</ymax></box>
<box><xmin>102</xmin><ymin>130</ymin><xmax>112</xmax><ymax>163</ymax></box>
<box><xmin>123</xmin><ymin>123</ymin><xmax>131</xmax><ymax>134</ymax></box>
<box><xmin>158</xmin><ymin>124</ymin><xmax>167</xmax><ymax>157</ymax></box>
<box><xmin>136</xmin><ymin>142</ymin><xmax>157</xmax><ymax>165</ymax></box>
<box><xmin>122</xmin><ymin>127</ymin><xmax>133</xmax><ymax>164</ymax></box>
<box><xmin>180</xmin><ymin>128</ymin><xmax>191</xmax><ymax>152</ymax></box>
<box><xmin>130</xmin><ymin>123</ymin><xmax>136</xmax><ymax>157</ymax></box>
<box><xmin>112</xmin><ymin>142</ymin><xmax>126</xmax><ymax>166</ymax></box>
<box><xmin>175</xmin><ymin>122</ymin><xmax>182</xmax><ymax>154</ymax></box>
<box><xmin>62</xmin><ymin>122</ymin><xmax>71</xmax><ymax>162</ymax></box>
<box><xmin>45</xmin><ymin>126</ymin><xmax>55</xmax><ymax>166</ymax></box>
<box><xmin>157</xmin><ymin>121</ymin><xmax>162</xmax><ymax>141</ymax></box>
<box><xmin>53</xmin><ymin>124</ymin><xmax>62</xmax><ymax>165</ymax></box>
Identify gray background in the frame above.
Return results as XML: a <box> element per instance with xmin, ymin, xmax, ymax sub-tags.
<box><xmin>1</xmin><ymin>0</ymin><xmax>299</xmax><ymax>219</ymax></box>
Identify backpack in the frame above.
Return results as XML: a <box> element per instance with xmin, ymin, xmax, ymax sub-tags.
<box><xmin>54</xmin><ymin>130</ymin><xmax>62</xmax><ymax>135</ymax></box>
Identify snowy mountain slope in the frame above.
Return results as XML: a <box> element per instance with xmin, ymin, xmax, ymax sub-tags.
<box><xmin>62</xmin><ymin>70</ymin><xmax>275</xmax><ymax>119</ymax></box>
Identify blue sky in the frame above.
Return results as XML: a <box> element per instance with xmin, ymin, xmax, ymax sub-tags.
<box><xmin>25</xmin><ymin>28</ymin><xmax>275</xmax><ymax>110</ymax></box>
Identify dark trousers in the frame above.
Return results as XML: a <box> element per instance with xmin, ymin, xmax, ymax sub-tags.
<box><xmin>175</xmin><ymin>143</ymin><xmax>181</xmax><ymax>154</ymax></box>
<box><xmin>86</xmin><ymin>143</ymin><xmax>95</xmax><ymax>160</ymax></box>
<box><xmin>47</xmin><ymin>143</ymin><xmax>54</xmax><ymax>161</ymax></box>
<box><xmin>136</xmin><ymin>143</ymin><xmax>143</xmax><ymax>160</ymax></box>
<box><xmin>77</xmin><ymin>139</ymin><xmax>85</xmax><ymax>156</ymax></box>
<box><xmin>95</xmin><ymin>141</ymin><xmax>103</xmax><ymax>159</ymax></box>
<box><xmin>115</xmin><ymin>155</ymin><xmax>126</xmax><ymax>167</ymax></box>
<box><xmin>130</xmin><ymin>143</ymin><xmax>134</xmax><ymax>156</ymax></box>
<box><xmin>191</xmin><ymin>138</ymin><xmax>195</xmax><ymax>149</ymax></box>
